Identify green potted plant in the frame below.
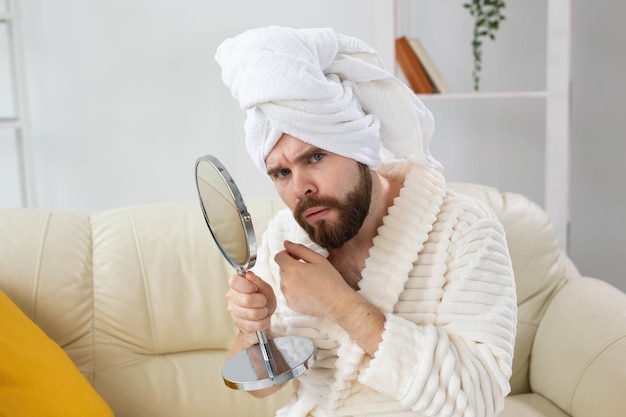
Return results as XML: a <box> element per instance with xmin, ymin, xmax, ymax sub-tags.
<box><xmin>464</xmin><ymin>0</ymin><xmax>506</xmax><ymax>90</ymax></box>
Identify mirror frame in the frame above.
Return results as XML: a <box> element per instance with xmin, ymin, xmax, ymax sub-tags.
<box><xmin>195</xmin><ymin>154</ymin><xmax>257</xmax><ymax>272</ymax></box>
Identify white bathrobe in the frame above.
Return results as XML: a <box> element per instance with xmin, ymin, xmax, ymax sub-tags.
<box><xmin>252</xmin><ymin>160</ymin><xmax>517</xmax><ymax>417</ymax></box>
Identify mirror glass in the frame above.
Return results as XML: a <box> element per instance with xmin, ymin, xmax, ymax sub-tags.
<box><xmin>195</xmin><ymin>155</ymin><xmax>256</xmax><ymax>271</ymax></box>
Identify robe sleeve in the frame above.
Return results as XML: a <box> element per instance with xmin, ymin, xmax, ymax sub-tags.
<box><xmin>359</xmin><ymin>199</ymin><xmax>517</xmax><ymax>417</ymax></box>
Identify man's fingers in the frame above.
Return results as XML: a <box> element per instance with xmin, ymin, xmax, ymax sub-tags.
<box><xmin>226</xmin><ymin>288</ymin><xmax>267</xmax><ymax>309</ymax></box>
<box><xmin>280</xmin><ymin>240</ymin><xmax>322</xmax><ymax>263</ymax></box>
<box><xmin>229</xmin><ymin>274</ymin><xmax>258</xmax><ymax>293</ymax></box>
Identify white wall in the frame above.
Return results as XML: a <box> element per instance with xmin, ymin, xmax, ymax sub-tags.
<box><xmin>1</xmin><ymin>0</ymin><xmax>393</xmax><ymax>212</ymax></box>
<box><xmin>569</xmin><ymin>0</ymin><xmax>626</xmax><ymax>291</ymax></box>
<box><xmin>1</xmin><ymin>0</ymin><xmax>624</xmax><ymax>291</ymax></box>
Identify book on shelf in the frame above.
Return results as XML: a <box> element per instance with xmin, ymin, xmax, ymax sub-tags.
<box><xmin>395</xmin><ymin>36</ymin><xmax>448</xmax><ymax>94</ymax></box>
<box><xmin>395</xmin><ymin>36</ymin><xmax>434</xmax><ymax>94</ymax></box>
<box><xmin>407</xmin><ymin>37</ymin><xmax>449</xmax><ymax>94</ymax></box>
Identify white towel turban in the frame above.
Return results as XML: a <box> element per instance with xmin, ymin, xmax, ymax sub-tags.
<box><xmin>215</xmin><ymin>26</ymin><xmax>443</xmax><ymax>173</ymax></box>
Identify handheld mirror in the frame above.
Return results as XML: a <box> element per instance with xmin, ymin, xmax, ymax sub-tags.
<box><xmin>195</xmin><ymin>154</ymin><xmax>315</xmax><ymax>391</ymax></box>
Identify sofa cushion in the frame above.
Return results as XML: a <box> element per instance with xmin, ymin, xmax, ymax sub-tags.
<box><xmin>531</xmin><ymin>276</ymin><xmax>626</xmax><ymax>417</ymax></box>
<box><xmin>500</xmin><ymin>394</ymin><xmax>569</xmax><ymax>417</ymax></box>
<box><xmin>0</xmin><ymin>209</ymin><xmax>95</xmax><ymax>381</ymax></box>
<box><xmin>90</xmin><ymin>203</ymin><xmax>294</xmax><ymax>417</ymax></box>
<box><xmin>0</xmin><ymin>290</ymin><xmax>113</xmax><ymax>416</ymax></box>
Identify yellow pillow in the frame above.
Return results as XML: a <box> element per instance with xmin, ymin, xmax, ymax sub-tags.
<box><xmin>0</xmin><ymin>290</ymin><xmax>114</xmax><ymax>417</ymax></box>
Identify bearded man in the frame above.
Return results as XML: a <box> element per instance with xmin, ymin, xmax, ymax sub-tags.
<box><xmin>215</xmin><ymin>26</ymin><xmax>517</xmax><ymax>417</ymax></box>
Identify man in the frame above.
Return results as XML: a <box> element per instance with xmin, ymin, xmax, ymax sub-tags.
<box><xmin>215</xmin><ymin>26</ymin><xmax>517</xmax><ymax>417</ymax></box>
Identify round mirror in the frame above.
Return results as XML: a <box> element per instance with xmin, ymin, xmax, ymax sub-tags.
<box><xmin>195</xmin><ymin>155</ymin><xmax>256</xmax><ymax>272</ymax></box>
<box><xmin>194</xmin><ymin>154</ymin><xmax>315</xmax><ymax>391</ymax></box>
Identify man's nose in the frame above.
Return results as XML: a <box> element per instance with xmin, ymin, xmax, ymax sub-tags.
<box><xmin>293</xmin><ymin>172</ymin><xmax>317</xmax><ymax>199</ymax></box>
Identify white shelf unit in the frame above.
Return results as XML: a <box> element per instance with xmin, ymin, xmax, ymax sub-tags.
<box><xmin>393</xmin><ymin>0</ymin><xmax>572</xmax><ymax>251</ymax></box>
<box><xmin>1</xmin><ymin>0</ymin><xmax>36</xmax><ymax>207</ymax></box>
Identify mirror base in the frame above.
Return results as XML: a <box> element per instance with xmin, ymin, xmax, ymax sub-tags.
<box><xmin>222</xmin><ymin>336</ymin><xmax>315</xmax><ymax>391</ymax></box>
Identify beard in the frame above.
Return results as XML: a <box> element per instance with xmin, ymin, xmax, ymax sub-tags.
<box><xmin>294</xmin><ymin>163</ymin><xmax>372</xmax><ymax>249</ymax></box>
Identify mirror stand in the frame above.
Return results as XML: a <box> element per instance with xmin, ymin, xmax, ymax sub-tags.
<box><xmin>222</xmin><ymin>331</ymin><xmax>315</xmax><ymax>391</ymax></box>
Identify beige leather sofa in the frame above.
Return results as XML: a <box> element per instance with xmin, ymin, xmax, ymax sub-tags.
<box><xmin>1</xmin><ymin>183</ymin><xmax>625</xmax><ymax>417</ymax></box>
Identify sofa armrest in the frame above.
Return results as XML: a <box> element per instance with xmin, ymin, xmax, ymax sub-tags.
<box><xmin>530</xmin><ymin>276</ymin><xmax>626</xmax><ymax>417</ymax></box>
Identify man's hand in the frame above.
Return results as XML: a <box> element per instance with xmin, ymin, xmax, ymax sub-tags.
<box><xmin>226</xmin><ymin>271</ymin><xmax>277</xmax><ymax>346</ymax></box>
<box><xmin>225</xmin><ymin>272</ymin><xmax>287</xmax><ymax>398</ymax></box>
<box><xmin>274</xmin><ymin>240</ymin><xmax>353</xmax><ymax>318</ymax></box>
<box><xmin>275</xmin><ymin>240</ymin><xmax>385</xmax><ymax>358</ymax></box>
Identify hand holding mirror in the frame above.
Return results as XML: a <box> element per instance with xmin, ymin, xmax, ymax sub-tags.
<box><xmin>195</xmin><ymin>154</ymin><xmax>315</xmax><ymax>391</ymax></box>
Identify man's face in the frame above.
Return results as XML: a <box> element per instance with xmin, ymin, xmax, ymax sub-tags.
<box><xmin>294</xmin><ymin>162</ymin><xmax>371</xmax><ymax>249</ymax></box>
<box><xmin>265</xmin><ymin>134</ymin><xmax>373</xmax><ymax>249</ymax></box>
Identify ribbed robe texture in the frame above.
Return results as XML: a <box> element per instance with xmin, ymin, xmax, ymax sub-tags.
<box><xmin>253</xmin><ymin>161</ymin><xmax>517</xmax><ymax>417</ymax></box>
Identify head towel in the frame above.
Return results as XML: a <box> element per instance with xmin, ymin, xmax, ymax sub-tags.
<box><xmin>215</xmin><ymin>26</ymin><xmax>443</xmax><ymax>173</ymax></box>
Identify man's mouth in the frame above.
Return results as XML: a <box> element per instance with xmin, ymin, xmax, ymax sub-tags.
<box><xmin>303</xmin><ymin>206</ymin><xmax>329</xmax><ymax>222</ymax></box>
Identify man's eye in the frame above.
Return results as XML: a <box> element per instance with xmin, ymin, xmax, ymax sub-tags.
<box><xmin>277</xmin><ymin>168</ymin><xmax>291</xmax><ymax>178</ymax></box>
<box><xmin>310</xmin><ymin>153</ymin><xmax>323</xmax><ymax>163</ymax></box>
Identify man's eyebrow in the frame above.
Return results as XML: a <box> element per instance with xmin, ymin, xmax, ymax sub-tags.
<box><xmin>265</xmin><ymin>147</ymin><xmax>326</xmax><ymax>177</ymax></box>
<box><xmin>295</xmin><ymin>147</ymin><xmax>325</xmax><ymax>164</ymax></box>
<box><xmin>266</xmin><ymin>165</ymin><xmax>282</xmax><ymax>177</ymax></box>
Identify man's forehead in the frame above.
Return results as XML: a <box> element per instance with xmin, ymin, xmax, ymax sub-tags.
<box><xmin>265</xmin><ymin>134</ymin><xmax>321</xmax><ymax>167</ymax></box>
